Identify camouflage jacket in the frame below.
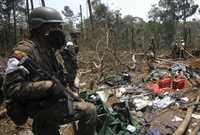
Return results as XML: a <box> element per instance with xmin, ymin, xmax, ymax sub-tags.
<box><xmin>4</xmin><ymin>39</ymin><xmax>66</xmax><ymax>102</ymax></box>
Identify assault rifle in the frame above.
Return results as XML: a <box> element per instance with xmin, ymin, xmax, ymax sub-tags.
<box><xmin>18</xmin><ymin>56</ymin><xmax>81</xmax><ymax>114</ymax></box>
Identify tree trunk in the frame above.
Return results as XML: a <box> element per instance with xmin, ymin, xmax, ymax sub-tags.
<box><xmin>26</xmin><ymin>0</ymin><xmax>30</xmax><ymax>23</ymax></box>
<box><xmin>188</xmin><ymin>27</ymin><xmax>192</xmax><ymax>48</ymax></box>
<box><xmin>30</xmin><ymin>0</ymin><xmax>34</xmax><ymax>10</ymax></box>
<box><xmin>13</xmin><ymin>0</ymin><xmax>17</xmax><ymax>44</ymax></box>
<box><xmin>80</xmin><ymin>5</ymin><xmax>83</xmax><ymax>35</ymax></box>
<box><xmin>0</xmin><ymin>31</ymin><xmax>3</xmax><ymax>54</ymax></box>
<box><xmin>115</xmin><ymin>13</ymin><xmax>120</xmax><ymax>56</ymax></box>
<box><xmin>87</xmin><ymin>0</ymin><xmax>93</xmax><ymax>30</ymax></box>
<box><xmin>183</xmin><ymin>0</ymin><xmax>187</xmax><ymax>48</ymax></box>
<box><xmin>5</xmin><ymin>29</ymin><xmax>9</xmax><ymax>55</ymax></box>
<box><xmin>41</xmin><ymin>0</ymin><xmax>45</xmax><ymax>7</ymax></box>
<box><xmin>131</xmin><ymin>26</ymin><xmax>136</xmax><ymax>51</ymax></box>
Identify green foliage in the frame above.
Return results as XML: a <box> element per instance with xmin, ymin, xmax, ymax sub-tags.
<box><xmin>148</xmin><ymin>0</ymin><xmax>198</xmax><ymax>48</ymax></box>
<box><xmin>91</xmin><ymin>0</ymin><xmax>115</xmax><ymax>27</ymax></box>
<box><xmin>0</xmin><ymin>0</ymin><xmax>25</xmax><ymax>56</ymax></box>
<box><xmin>62</xmin><ymin>6</ymin><xmax>74</xmax><ymax>19</ymax></box>
<box><xmin>157</xmin><ymin>0</ymin><xmax>198</xmax><ymax>21</ymax></box>
<box><xmin>81</xmin><ymin>0</ymin><xmax>155</xmax><ymax>52</ymax></box>
<box><xmin>0</xmin><ymin>0</ymin><xmax>25</xmax><ymax>25</ymax></box>
<box><xmin>62</xmin><ymin>5</ymin><xmax>81</xmax><ymax>34</ymax></box>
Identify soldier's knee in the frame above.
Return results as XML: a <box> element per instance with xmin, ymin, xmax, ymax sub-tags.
<box><xmin>84</xmin><ymin>103</ymin><xmax>96</xmax><ymax>124</ymax></box>
<box><xmin>73</xmin><ymin>101</ymin><xmax>96</xmax><ymax>114</ymax></box>
<box><xmin>73</xmin><ymin>101</ymin><xmax>96</xmax><ymax>124</ymax></box>
<box><xmin>86</xmin><ymin>102</ymin><xmax>96</xmax><ymax>114</ymax></box>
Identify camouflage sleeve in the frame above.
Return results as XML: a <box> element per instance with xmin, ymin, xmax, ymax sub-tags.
<box><xmin>5</xmin><ymin>41</ymin><xmax>53</xmax><ymax>101</ymax></box>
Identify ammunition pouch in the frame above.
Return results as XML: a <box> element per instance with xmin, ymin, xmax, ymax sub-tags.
<box><xmin>6</xmin><ymin>100</ymin><xmax>28</xmax><ymax>125</ymax></box>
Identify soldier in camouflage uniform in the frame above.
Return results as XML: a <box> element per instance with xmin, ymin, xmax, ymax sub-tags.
<box><xmin>60</xmin><ymin>30</ymin><xmax>80</xmax><ymax>92</ymax></box>
<box><xmin>4</xmin><ymin>7</ymin><xmax>96</xmax><ymax>135</ymax></box>
<box><xmin>60</xmin><ymin>41</ymin><xmax>79</xmax><ymax>92</ymax></box>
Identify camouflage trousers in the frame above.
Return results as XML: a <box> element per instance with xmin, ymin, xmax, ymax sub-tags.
<box><xmin>29</xmin><ymin>99</ymin><xmax>96</xmax><ymax>135</ymax></box>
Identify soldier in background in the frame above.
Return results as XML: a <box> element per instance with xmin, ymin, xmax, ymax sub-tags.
<box><xmin>146</xmin><ymin>51</ymin><xmax>156</xmax><ymax>72</ymax></box>
<box><xmin>60</xmin><ymin>31</ymin><xmax>80</xmax><ymax>92</ymax></box>
<box><xmin>172</xmin><ymin>40</ymin><xmax>179</xmax><ymax>59</ymax></box>
<box><xmin>147</xmin><ymin>38</ymin><xmax>156</xmax><ymax>58</ymax></box>
<box><xmin>70</xmin><ymin>31</ymin><xmax>81</xmax><ymax>48</ymax></box>
<box><xmin>146</xmin><ymin>38</ymin><xmax>156</xmax><ymax>72</ymax></box>
<box><xmin>179</xmin><ymin>39</ymin><xmax>185</xmax><ymax>59</ymax></box>
<box><xmin>60</xmin><ymin>40</ymin><xmax>79</xmax><ymax>92</ymax></box>
<box><xmin>150</xmin><ymin>38</ymin><xmax>156</xmax><ymax>57</ymax></box>
<box><xmin>4</xmin><ymin>7</ymin><xmax>96</xmax><ymax>135</ymax></box>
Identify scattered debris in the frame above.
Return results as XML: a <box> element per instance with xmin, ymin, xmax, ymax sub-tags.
<box><xmin>192</xmin><ymin>114</ymin><xmax>200</xmax><ymax>119</ymax></box>
<box><xmin>152</xmin><ymin>96</ymin><xmax>175</xmax><ymax>109</ymax></box>
<box><xmin>171</xmin><ymin>116</ymin><xmax>183</xmax><ymax>122</ymax></box>
<box><xmin>80</xmin><ymin>91</ymin><xmax>140</xmax><ymax>135</ymax></box>
<box><xmin>1</xmin><ymin>55</ymin><xmax>200</xmax><ymax>134</ymax></box>
<box><xmin>146</xmin><ymin>128</ymin><xmax>160</xmax><ymax>135</ymax></box>
<box><xmin>98</xmin><ymin>72</ymin><xmax>132</xmax><ymax>87</ymax></box>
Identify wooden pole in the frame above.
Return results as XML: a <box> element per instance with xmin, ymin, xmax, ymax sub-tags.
<box><xmin>41</xmin><ymin>0</ymin><xmax>46</xmax><ymax>7</ymax></box>
<box><xmin>131</xmin><ymin>26</ymin><xmax>135</xmax><ymax>51</ymax></box>
<box><xmin>172</xmin><ymin>96</ymin><xmax>199</xmax><ymax>135</ymax></box>
<box><xmin>13</xmin><ymin>0</ymin><xmax>17</xmax><ymax>44</ymax></box>
<box><xmin>190</xmin><ymin>120</ymin><xmax>200</xmax><ymax>135</ymax></box>
<box><xmin>87</xmin><ymin>0</ymin><xmax>93</xmax><ymax>30</ymax></box>
<box><xmin>26</xmin><ymin>0</ymin><xmax>30</xmax><ymax>23</ymax></box>
<box><xmin>115</xmin><ymin>13</ymin><xmax>120</xmax><ymax>55</ymax></box>
<box><xmin>183</xmin><ymin>0</ymin><xmax>187</xmax><ymax>48</ymax></box>
<box><xmin>80</xmin><ymin>5</ymin><xmax>83</xmax><ymax>34</ymax></box>
<box><xmin>25</xmin><ymin>0</ymin><xmax>30</xmax><ymax>33</ymax></box>
<box><xmin>30</xmin><ymin>0</ymin><xmax>34</xmax><ymax>10</ymax></box>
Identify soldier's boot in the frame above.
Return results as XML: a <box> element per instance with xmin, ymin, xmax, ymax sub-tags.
<box><xmin>32</xmin><ymin>120</ymin><xmax>60</xmax><ymax>135</ymax></box>
<box><xmin>16</xmin><ymin>126</ymin><xmax>33</xmax><ymax>135</ymax></box>
<box><xmin>73</xmin><ymin>101</ymin><xmax>96</xmax><ymax>135</ymax></box>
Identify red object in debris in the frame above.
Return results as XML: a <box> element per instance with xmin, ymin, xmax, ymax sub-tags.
<box><xmin>174</xmin><ymin>79</ymin><xmax>185</xmax><ymax>89</ymax></box>
<box><xmin>159</xmin><ymin>78</ymin><xmax>172</xmax><ymax>88</ymax></box>
<box><xmin>144</xmin><ymin>83</ymin><xmax>161</xmax><ymax>93</ymax></box>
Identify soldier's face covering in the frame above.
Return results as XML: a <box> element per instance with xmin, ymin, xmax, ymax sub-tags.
<box><xmin>43</xmin><ymin>23</ymin><xmax>66</xmax><ymax>49</ymax></box>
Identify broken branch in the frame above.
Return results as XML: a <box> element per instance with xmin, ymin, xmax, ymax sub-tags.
<box><xmin>172</xmin><ymin>96</ymin><xmax>200</xmax><ymax>135</ymax></box>
<box><xmin>190</xmin><ymin>120</ymin><xmax>200</xmax><ymax>135</ymax></box>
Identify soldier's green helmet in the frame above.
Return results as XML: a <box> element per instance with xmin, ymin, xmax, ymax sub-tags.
<box><xmin>29</xmin><ymin>7</ymin><xmax>63</xmax><ymax>30</ymax></box>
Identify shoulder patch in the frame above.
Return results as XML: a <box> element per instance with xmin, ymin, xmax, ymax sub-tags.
<box><xmin>11</xmin><ymin>40</ymin><xmax>34</xmax><ymax>59</ymax></box>
<box><xmin>11</xmin><ymin>50</ymin><xmax>28</xmax><ymax>60</ymax></box>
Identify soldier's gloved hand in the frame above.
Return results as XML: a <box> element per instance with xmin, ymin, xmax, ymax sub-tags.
<box><xmin>49</xmin><ymin>78</ymin><xmax>81</xmax><ymax>101</ymax></box>
<box><xmin>49</xmin><ymin>79</ymin><xmax>66</xmax><ymax>98</ymax></box>
<box><xmin>47</xmin><ymin>30</ymin><xmax>66</xmax><ymax>49</ymax></box>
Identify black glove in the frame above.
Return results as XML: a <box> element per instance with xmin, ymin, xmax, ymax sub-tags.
<box><xmin>49</xmin><ymin>78</ymin><xmax>66</xmax><ymax>98</ymax></box>
<box><xmin>47</xmin><ymin>30</ymin><xmax>66</xmax><ymax>49</ymax></box>
<box><xmin>50</xmin><ymin>78</ymin><xmax>81</xmax><ymax>101</ymax></box>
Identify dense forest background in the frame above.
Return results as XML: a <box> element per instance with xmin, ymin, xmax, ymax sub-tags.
<box><xmin>0</xmin><ymin>0</ymin><xmax>200</xmax><ymax>57</ymax></box>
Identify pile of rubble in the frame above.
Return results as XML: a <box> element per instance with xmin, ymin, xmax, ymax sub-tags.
<box><xmin>86</xmin><ymin>59</ymin><xmax>200</xmax><ymax>135</ymax></box>
<box><xmin>0</xmin><ymin>58</ymin><xmax>200</xmax><ymax>135</ymax></box>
